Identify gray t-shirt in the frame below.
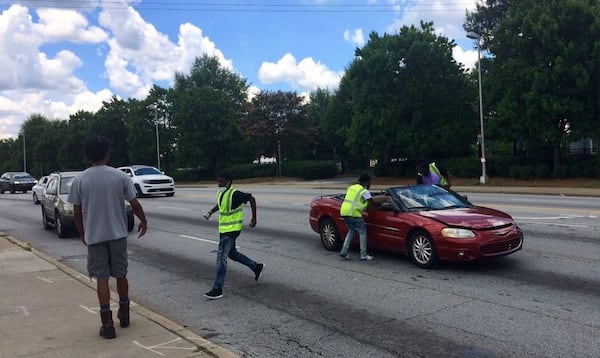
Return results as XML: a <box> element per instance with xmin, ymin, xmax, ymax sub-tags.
<box><xmin>68</xmin><ymin>165</ymin><xmax>136</xmax><ymax>245</ymax></box>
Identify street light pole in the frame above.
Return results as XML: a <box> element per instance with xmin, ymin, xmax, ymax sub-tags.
<box><xmin>23</xmin><ymin>131</ymin><xmax>27</xmax><ymax>172</ymax></box>
<box><xmin>154</xmin><ymin>106</ymin><xmax>161</xmax><ymax>171</ymax></box>
<box><xmin>467</xmin><ymin>31</ymin><xmax>487</xmax><ymax>184</ymax></box>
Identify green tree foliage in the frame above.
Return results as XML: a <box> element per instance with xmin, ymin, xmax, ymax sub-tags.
<box><xmin>466</xmin><ymin>0</ymin><xmax>600</xmax><ymax>168</ymax></box>
<box><xmin>172</xmin><ymin>55</ymin><xmax>248</xmax><ymax>176</ymax></box>
<box><xmin>172</xmin><ymin>87</ymin><xmax>240</xmax><ymax>173</ymax></box>
<box><xmin>335</xmin><ymin>22</ymin><xmax>475</xmax><ymax>168</ymax></box>
<box><xmin>241</xmin><ymin>90</ymin><xmax>319</xmax><ymax>167</ymax></box>
<box><xmin>0</xmin><ymin>138</ymin><xmax>19</xmax><ymax>174</ymax></box>
<box><xmin>85</xmin><ymin>96</ymin><xmax>130</xmax><ymax>167</ymax></box>
<box><xmin>307</xmin><ymin>88</ymin><xmax>337</xmax><ymax>160</ymax></box>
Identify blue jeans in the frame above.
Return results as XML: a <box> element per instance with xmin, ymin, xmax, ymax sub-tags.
<box><xmin>213</xmin><ymin>232</ymin><xmax>257</xmax><ymax>289</ymax></box>
<box><xmin>340</xmin><ymin>217</ymin><xmax>368</xmax><ymax>258</ymax></box>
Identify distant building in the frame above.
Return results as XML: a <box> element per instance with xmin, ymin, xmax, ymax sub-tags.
<box><xmin>570</xmin><ymin>138</ymin><xmax>595</xmax><ymax>155</ymax></box>
<box><xmin>253</xmin><ymin>155</ymin><xmax>277</xmax><ymax>164</ymax></box>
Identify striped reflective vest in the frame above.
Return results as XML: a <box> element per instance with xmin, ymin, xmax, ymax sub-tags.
<box><xmin>340</xmin><ymin>184</ymin><xmax>368</xmax><ymax>217</ymax></box>
<box><xmin>429</xmin><ymin>162</ymin><xmax>448</xmax><ymax>186</ymax></box>
<box><xmin>217</xmin><ymin>187</ymin><xmax>244</xmax><ymax>233</ymax></box>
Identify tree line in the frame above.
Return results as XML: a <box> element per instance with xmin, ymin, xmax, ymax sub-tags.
<box><xmin>1</xmin><ymin>0</ymin><xmax>598</xmax><ymax>180</ymax></box>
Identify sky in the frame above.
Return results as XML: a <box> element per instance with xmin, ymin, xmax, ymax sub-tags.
<box><xmin>0</xmin><ymin>0</ymin><xmax>480</xmax><ymax>139</ymax></box>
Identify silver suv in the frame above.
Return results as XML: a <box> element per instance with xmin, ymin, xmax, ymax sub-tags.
<box><xmin>41</xmin><ymin>171</ymin><xmax>134</xmax><ymax>238</ymax></box>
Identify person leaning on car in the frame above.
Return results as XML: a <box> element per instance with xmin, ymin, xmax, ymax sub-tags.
<box><xmin>68</xmin><ymin>135</ymin><xmax>148</xmax><ymax>339</ymax></box>
<box><xmin>339</xmin><ymin>173</ymin><xmax>375</xmax><ymax>261</ymax></box>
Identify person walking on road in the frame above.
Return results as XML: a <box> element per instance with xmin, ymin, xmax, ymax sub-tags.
<box><xmin>339</xmin><ymin>173</ymin><xmax>375</xmax><ymax>261</ymax></box>
<box><xmin>68</xmin><ymin>135</ymin><xmax>148</xmax><ymax>339</ymax></box>
<box><xmin>203</xmin><ymin>173</ymin><xmax>264</xmax><ymax>300</ymax></box>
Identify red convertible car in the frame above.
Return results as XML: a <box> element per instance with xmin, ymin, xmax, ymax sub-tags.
<box><xmin>309</xmin><ymin>185</ymin><xmax>523</xmax><ymax>268</ymax></box>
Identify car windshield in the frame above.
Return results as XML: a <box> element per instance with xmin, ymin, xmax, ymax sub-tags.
<box><xmin>134</xmin><ymin>167</ymin><xmax>161</xmax><ymax>176</ymax></box>
<box><xmin>60</xmin><ymin>177</ymin><xmax>75</xmax><ymax>195</ymax></box>
<box><xmin>13</xmin><ymin>173</ymin><xmax>33</xmax><ymax>180</ymax></box>
<box><xmin>389</xmin><ymin>185</ymin><xmax>471</xmax><ymax>210</ymax></box>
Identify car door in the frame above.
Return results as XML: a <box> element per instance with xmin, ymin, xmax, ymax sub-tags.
<box><xmin>43</xmin><ymin>176</ymin><xmax>58</xmax><ymax>222</ymax></box>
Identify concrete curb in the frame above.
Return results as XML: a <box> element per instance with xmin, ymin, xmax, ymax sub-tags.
<box><xmin>3</xmin><ymin>234</ymin><xmax>239</xmax><ymax>358</ymax></box>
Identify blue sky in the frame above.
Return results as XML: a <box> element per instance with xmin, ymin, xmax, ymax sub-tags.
<box><xmin>0</xmin><ymin>0</ymin><xmax>479</xmax><ymax>139</ymax></box>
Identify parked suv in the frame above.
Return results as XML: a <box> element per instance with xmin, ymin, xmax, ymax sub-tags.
<box><xmin>118</xmin><ymin>165</ymin><xmax>175</xmax><ymax>197</ymax></box>
<box><xmin>41</xmin><ymin>171</ymin><xmax>134</xmax><ymax>238</ymax></box>
<box><xmin>0</xmin><ymin>172</ymin><xmax>37</xmax><ymax>193</ymax></box>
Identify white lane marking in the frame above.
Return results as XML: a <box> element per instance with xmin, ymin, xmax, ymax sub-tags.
<box><xmin>179</xmin><ymin>234</ymin><xmax>218</xmax><ymax>245</ymax></box>
<box><xmin>15</xmin><ymin>306</ymin><xmax>30</xmax><ymax>316</ymax></box>
<box><xmin>514</xmin><ymin>215</ymin><xmax>597</xmax><ymax>220</ymax></box>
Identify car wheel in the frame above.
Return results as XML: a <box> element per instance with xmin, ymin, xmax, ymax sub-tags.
<box><xmin>135</xmin><ymin>184</ymin><xmax>144</xmax><ymax>198</ymax></box>
<box><xmin>10</xmin><ymin>185</ymin><xmax>15</xmax><ymax>194</ymax></box>
<box><xmin>42</xmin><ymin>206</ymin><xmax>52</xmax><ymax>230</ymax></box>
<box><xmin>319</xmin><ymin>218</ymin><xmax>342</xmax><ymax>251</ymax></box>
<box><xmin>165</xmin><ymin>192</ymin><xmax>174</xmax><ymax>197</ymax></box>
<box><xmin>56</xmin><ymin>212</ymin><xmax>68</xmax><ymax>238</ymax></box>
<box><xmin>127</xmin><ymin>215</ymin><xmax>134</xmax><ymax>232</ymax></box>
<box><xmin>409</xmin><ymin>231</ymin><xmax>438</xmax><ymax>269</ymax></box>
<box><xmin>33</xmin><ymin>192</ymin><xmax>39</xmax><ymax>204</ymax></box>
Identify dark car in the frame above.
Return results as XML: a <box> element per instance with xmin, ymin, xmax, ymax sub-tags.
<box><xmin>41</xmin><ymin>171</ymin><xmax>134</xmax><ymax>238</ymax></box>
<box><xmin>309</xmin><ymin>185</ymin><xmax>523</xmax><ymax>268</ymax></box>
<box><xmin>0</xmin><ymin>172</ymin><xmax>37</xmax><ymax>194</ymax></box>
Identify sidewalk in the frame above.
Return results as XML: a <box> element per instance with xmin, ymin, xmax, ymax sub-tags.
<box><xmin>0</xmin><ymin>233</ymin><xmax>238</xmax><ymax>358</ymax></box>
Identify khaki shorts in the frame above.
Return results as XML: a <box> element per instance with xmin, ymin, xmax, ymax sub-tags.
<box><xmin>87</xmin><ymin>238</ymin><xmax>128</xmax><ymax>279</ymax></box>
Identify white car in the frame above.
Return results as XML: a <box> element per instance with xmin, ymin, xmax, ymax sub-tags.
<box><xmin>32</xmin><ymin>175</ymin><xmax>50</xmax><ymax>204</ymax></box>
<box><xmin>118</xmin><ymin>165</ymin><xmax>175</xmax><ymax>197</ymax></box>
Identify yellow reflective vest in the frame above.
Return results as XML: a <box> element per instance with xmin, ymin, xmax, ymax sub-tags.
<box><xmin>217</xmin><ymin>187</ymin><xmax>244</xmax><ymax>233</ymax></box>
<box><xmin>429</xmin><ymin>162</ymin><xmax>448</xmax><ymax>186</ymax></box>
<box><xmin>340</xmin><ymin>184</ymin><xmax>368</xmax><ymax>217</ymax></box>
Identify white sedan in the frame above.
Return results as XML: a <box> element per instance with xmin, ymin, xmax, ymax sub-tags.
<box><xmin>32</xmin><ymin>175</ymin><xmax>49</xmax><ymax>204</ymax></box>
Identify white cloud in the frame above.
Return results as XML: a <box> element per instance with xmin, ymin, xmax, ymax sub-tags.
<box><xmin>0</xmin><ymin>2</ymin><xmax>234</xmax><ymax>138</ymax></box>
<box><xmin>258</xmin><ymin>53</ymin><xmax>343</xmax><ymax>92</ymax></box>
<box><xmin>34</xmin><ymin>8</ymin><xmax>107</xmax><ymax>43</ymax></box>
<box><xmin>344</xmin><ymin>28</ymin><xmax>365</xmax><ymax>47</ymax></box>
<box><xmin>98</xmin><ymin>5</ymin><xmax>233</xmax><ymax>98</ymax></box>
<box><xmin>453</xmin><ymin>45</ymin><xmax>478</xmax><ymax>71</ymax></box>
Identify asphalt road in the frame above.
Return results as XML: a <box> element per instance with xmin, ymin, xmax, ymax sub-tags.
<box><xmin>1</xmin><ymin>186</ymin><xmax>598</xmax><ymax>358</ymax></box>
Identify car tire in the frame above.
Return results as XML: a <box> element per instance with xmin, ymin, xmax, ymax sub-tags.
<box><xmin>319</xmin><ymin>218</ymin><xmax>342</xmax><ymax>251</ymax></box>
<box><xmin>10</xmin><ymin>185</ymin><xmax>15</xmax><ymax>194</ymax></box>
<box><xmin>165</xmin><ymin>192</ymin><xmax>174</xmax><ymax>197</ymax></box>
<box><xmin>127</xmin><ymin>216</ymin><xmax>134</xmax><ymax>232</ymax></box>
<box><xmin>33</xmin><ymin>192</ymin><xmax>39</xmax><ymax>204</ymax></box>
<box><xmin>409</xmin><ymin>230</ymin><xmax>438</xmax><ymax>269</ymax></box>
<box><xmin>42</xmin><ymin>206</ymin><xmax>52</xmax><ymax>230</ymax></box>
<box><xmin>135</xmin><ymin>184</ymin><xmax>145</xmax><ymax>198</ymax></box>
<box><xmin>56</xmin><ymin>212</ymin><xmax>68</xmax><ymax>238</ymax></box>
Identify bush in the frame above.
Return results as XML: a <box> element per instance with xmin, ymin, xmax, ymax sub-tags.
<box><xmin>534</xmin><ymin>164</ymin><xmax>551</xmax><ymax>178</ymax></box>
<box><xmin>552</xmin><ymin>165</ymin><xmax>568</xmax><ymax>178</ymax></box>
<box><xmin>446</xmin><ymin>157</ymin><xmax>480</xmax><ymax>178</ymax></box>
<box><xmin>171</xmin><ymin>168</ymin><xmax>212</xmax><ymax>182</ymax></box>
<box><xmin>283</xmin><ymin>161</ymin><xmax>337</xmax><ymax>179</ymax></box>
<box><xmin>226</xmin><ymin>163</ymin><xmax>276</xmax><ymax>179</ymax></box>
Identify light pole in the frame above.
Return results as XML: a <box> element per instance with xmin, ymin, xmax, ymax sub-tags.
<box><xmin>23</xmin><ymin>131</ymin><xmax>27</xmax><ymax>172</ymax></box>
<box><xmin>152</xmin><ymin>104</ymin><xmax>161</xmax><ymax>171</ymax></box>
<box><xmin>467</xmin><ymin>31</ymin><xmax>487</xmax><ymax>184</ymax></box>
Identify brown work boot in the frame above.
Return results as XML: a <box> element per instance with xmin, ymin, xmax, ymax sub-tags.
<box><xmin>99</xmin><ymin>310</ymin><xmax>116</xmax><ymax>339</ymax></box>
<box><xmin>117</xmin><ymin>301</ymin><xmax>130</xmax><ymax>328</ymax></box>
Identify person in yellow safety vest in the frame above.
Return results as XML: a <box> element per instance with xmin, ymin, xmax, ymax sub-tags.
<box><xmin>202</xmin><ymin>173</ymin><xmax>264</xmax><ymax>299</ymax></box>
<box><xmin>416</xmin><ymin>160</ymin><xmax>453</xmax><ymax>190</ymax></box>
<box><xmin>339</xmin><ymin>173</ymin><xmax>375</xmax><ymax>261</ymax></box>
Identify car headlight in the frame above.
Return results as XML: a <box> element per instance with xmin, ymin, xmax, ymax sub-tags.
<box><xmin>441</xmin><ymin>228</ymin><xmax>476</xmax><ymax>239</ymax></box>
<box><xmin>63</xmin><ymin>202</ymin><xmax>74</xmax><ymax>214</ymax></box>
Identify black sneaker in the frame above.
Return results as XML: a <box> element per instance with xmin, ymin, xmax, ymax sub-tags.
<box><xmin>254</xmin><ymin>263</ymin><xmax>264</xmax><ymax>282</ymax></box>
<box><xmin>204</xmin><ymin>287</ymin><xmax>223</xmax><ymax>299</ymax></box>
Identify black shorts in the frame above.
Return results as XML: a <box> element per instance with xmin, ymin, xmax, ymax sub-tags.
<box><xmin>87</xmin><ymin>238</ymin><xmax>128</xmax><ymax>279</ymax></box>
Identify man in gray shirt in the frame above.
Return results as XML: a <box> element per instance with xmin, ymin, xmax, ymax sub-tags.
<box><xmin>68</xmin><ymin>135</ymin><xmax>147</xmax><ymax>339</ymax></box>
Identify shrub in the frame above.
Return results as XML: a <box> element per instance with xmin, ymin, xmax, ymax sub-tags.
<box><xmin>552</xmin><ymin>165</ymin><xmax>568</xmax><ymax>178</ymax></box>
<box><xmin>283</xmin><ymin>161</ymin><xmax>337</xmax><ymax>179</ymax></box>
<box><xmin>171</xmin><ymin>168</ymin><xmax>212</xmax><ymax>182</ymax></box>
<box><xmin>534</xmin><ymin>164</ymin><xmax>551</xmax><ymax>178</ymax></box>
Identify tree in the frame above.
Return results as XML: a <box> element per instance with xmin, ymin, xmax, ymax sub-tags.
<box><xmin>241</xmin><ymin>90</ymin><xmax>319</xmax><ymax>169</ymax></box>
<box><xmin>466</xmin><ymin>0</ymin><xmax>600</xmax><ymax>169</ymax></box>
<box><xmin>335</xmin><ymin>23</ymin><xmax>475</xmax><ymax>170</ymax></box>
<box><xmin>87</xmin><ymin>97</ymin><xmax>130</xmax><ymax>167</ymax></box>
<box><xmin>171</xmin><ymin>55</ymin><xmax>249</xmax><ymax>175</ymax></box>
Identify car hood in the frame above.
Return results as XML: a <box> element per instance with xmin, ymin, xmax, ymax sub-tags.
<box><xmin>416</xmin><ymin>206</ymin><xmax>514</xmax><ymax>229</ymax></box>
<box><xmin>136</xmin><ymin>174</ymin><xmax>172</xmax><ymax>180</ymax></box>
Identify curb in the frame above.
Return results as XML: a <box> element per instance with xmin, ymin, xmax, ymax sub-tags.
<box><xmin>2</xmin><ymin>233</ymin><xmax>238</xmax><ymax>358</ymax></box>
